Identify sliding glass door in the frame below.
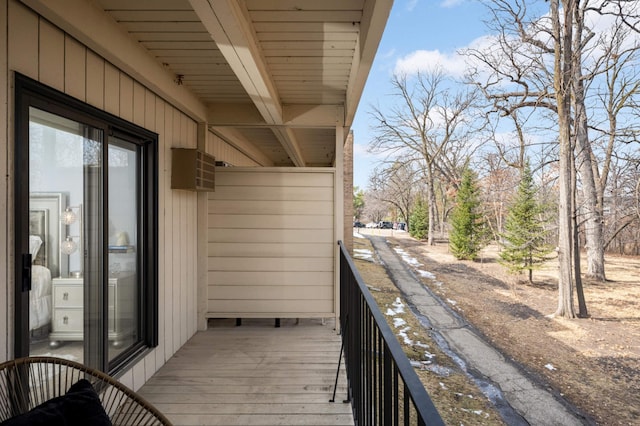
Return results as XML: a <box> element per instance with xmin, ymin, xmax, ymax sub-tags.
<box><xmin>14</xmin><ymin>74</ymin><xmax>158</xmax><ymax>373</ymax></box>
<box><xmin>27</xmin><ymin>107</ymin><xmax>105</xmax><ymax>367</ymax></box>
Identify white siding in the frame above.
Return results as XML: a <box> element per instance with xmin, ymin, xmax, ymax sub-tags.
<box><xmin>0</xmin><ymin>0</ymin><xmax>307</xmax><ymax>387</ymax></box>
<box><xmin>3</xmin><ymin>0</ymin><xmax>201</xmax><ymax>382</ymax></box>
<box><xmin>207</xmin><ymin>130</ymin><xmax>261</xmax><ymax>167</ymax></box>
<box><xmin>0</xmin><ymin>0</ymin><xmax>239</xmax><ymax>389</ymax></box>
<box><xmin>207</xmin><ymin>168</ymin><xmax>335</xmax><ymax>318</ymax></box>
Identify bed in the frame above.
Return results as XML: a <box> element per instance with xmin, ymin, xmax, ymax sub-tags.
<box><xmin>29</xmin><ymin>192</ymin><xmax>67</xmax><ymax>335</ymax></box>
<box><xmin>29</xmin><ymin>235</ymin><xmax>52</xmax><ymax>331</ymax></box>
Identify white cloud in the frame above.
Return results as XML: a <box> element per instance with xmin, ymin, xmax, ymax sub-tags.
<box><xmin>440</xmin><ymin>0</ymin><xmax>465</xmax><ymax>8</ymax></box>
<box><xmin>394</xmin><ymin>49</ymin><xmax>468</xmax><ymax>77</ymax></box>
<box><xmin>380</xmin><ymin>48</ymin><xmax>396</xmax><ymax>60</ymax></box>
<box><xmin>354</xmin><ymin>142</ymin><xmax>377</xmax><ymax>159</ymax></box>
<box><xmin>353</xmin><ymin>142</ymin><xmax>369</xmax><ymax>156</ymax></box>
<box><xmin>406</xmin><ymin>0</ymin><xmax>419</xmax><ymax>12</ymax></box>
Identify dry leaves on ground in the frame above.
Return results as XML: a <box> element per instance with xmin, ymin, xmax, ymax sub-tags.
<box><xmin>382</xmin><ymin>232</ymin><xmax>640</xmax><ymax>426</ymax></box>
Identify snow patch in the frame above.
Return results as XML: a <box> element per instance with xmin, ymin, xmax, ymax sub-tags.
<box><xmin>398</xmin><ymin>327</ymin><xmax>414</xmax><ymax>345</ymax></box>
<box><xmin>353</xmin><ymin>248</ymin><xmax>373</xmax><ymax>261</ymax></box>
<box><xmin>394</xmin><ymin>247</ymin><xmax>439</xmax><ymax>282</ymax></box>
<box><xmin>393</xmin><ymin>248</ymin><xmax>423</xmax><ymax>267</ymax></box>
<box><xmin>416</xmin><ymin>269</ymin><xmax>436</xmax><ymax>279</ymax></box>
<box><xmin>393</xmin><ymin>318</ymin><xmax>407</xmax><ymax>328</ymax></box>
<box><xmin>392</xmin><ymin>297</ymin><xmax>405</xmax><ymax>313</ymax></box>
<box><xmin>386</xmin><ymin>298</ymin><xmax>405</xmax><ymax>316</ymax></box>
<box><xmin>461</xmin><ymin>408</ymin><xmax>485</xmax><ymax>416</ymax></box>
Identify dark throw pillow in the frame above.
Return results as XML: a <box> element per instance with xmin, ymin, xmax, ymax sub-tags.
<box><xmin>1</xmin><ymin>378</ymin><xmax>112</xmax><ymax>426</ymax></box>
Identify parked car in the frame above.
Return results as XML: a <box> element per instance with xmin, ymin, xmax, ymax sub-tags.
<box><xmin>365</xmin><ymin>222</ymin><xmax>378</xmax><ymax>228</ymax></box>
<box><xmin>378</xmin><ymin>221</ymin><xmax>393</xmax><ymax>229</ymax></box>
<box><xmin>353</xmin><ymin>221</ymin><xmax>365</xmax><ymax>228</ymax></box>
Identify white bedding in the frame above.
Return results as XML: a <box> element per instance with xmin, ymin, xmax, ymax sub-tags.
<box><xmin>30</xmin><ymin>264</ymin><xmax>52</xmax><ymax>331</ymax></box>
<box><xmin>29</xmin><ymin>235</ymin><xmax>52</xmax><ymax>331</ymax></box>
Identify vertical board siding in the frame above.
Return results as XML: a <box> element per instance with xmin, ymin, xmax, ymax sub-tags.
<box><xmin>1</xmin><ymin>2</ymin><xmax>237</xmax><ymax>384</ymax></box>
<box><xmin>104</xmin><ymin>63</ymin><xmax>120</xmax><ymax>116</ymax></box>
<box><xmin>154</xmin><ymin>99</ymin><xmax>166</xmax><ymax>374</ymax></box>
<box><xmin>207</xmin><ymin>131</ymin><xmax>261</xmax><ymax>167</ymax></box>
<box><xmin>207</xmin><ymin>168</ymin><xmax>336</xmax><ymax>318</ymax></box>
<box><xmin>38</xmin><ymin>20</ymin><xmax>64</xmax><ymax>90</ymax></box>
<box><xmin>64</xmin><ymin>36</ymin><xmax>86</xmax><ymax>102</ymax></box>
<box><xmin>86</xmin><ymin>51</ymin><xmax>104</xmax><ymax>109</ymax></box>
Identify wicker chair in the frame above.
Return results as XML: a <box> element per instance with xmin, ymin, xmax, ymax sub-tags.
<box><xmin>0</xmin><ymin>356</ymin><xmax>172</xmax><ymax>425</ymax></box>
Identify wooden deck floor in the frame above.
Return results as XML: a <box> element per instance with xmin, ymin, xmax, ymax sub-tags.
<box><xmin>138</xmin><ymin>318</ymin><xmax>353</xmax><ymax>426</ymax></box>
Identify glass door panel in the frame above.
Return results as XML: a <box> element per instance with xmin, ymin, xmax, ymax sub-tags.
<box><xmin>28</xmin><ymin>107</ymin><xmax>104</xmax><ymax>366</ymax></box>
<box><xmin>107</xmin><ymin>137</ymin><xmax>139</xmax><ymax>362</ymax></box>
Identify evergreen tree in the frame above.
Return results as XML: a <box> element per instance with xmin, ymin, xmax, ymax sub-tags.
<box><xmin>353</xmin><ymin>186</ymin><xmax>365</xmax><ymax>220</ymax></box>
<box><xmin>449</xmin><ymin>168</ymin><xmax>487</xmax><ymax>260</ymax></box>
<box><xmin>499</xmin><ymin>162</ymin><xmax>553</xmax><ymax>282</ymax></box>
<box><xmin>409</xmin><ymin>198</ymin><xmax>428</xmax><ymax>240</ymax></box>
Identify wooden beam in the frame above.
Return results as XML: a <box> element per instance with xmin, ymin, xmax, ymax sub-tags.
<box><xmin>190</xmin><ymin>0</ymin><xmax>305</xmax><ymax>166</ymax></box>
<box><xmin>284</xmin><ymin>105</ymin><xmax>345</xmax><ymax>128</ymax></box>
<box><xmin>207</xmin><ymin>103</ymin><xmax>266</xmax><ymax>126</ymax></box>
<box><xmin>272</xmin><ymin>128</ymin><xmax>305</xmax><ymax>167</ymax></box>
<box><xmin>207</xmin><ymin>103</ymin><xmax>344</xmax><ymax>128</ymax></box>
<box><xmin>208</xmin><ymin>127</ymin><xmax>275</xmax><ymax>167</ymax></box>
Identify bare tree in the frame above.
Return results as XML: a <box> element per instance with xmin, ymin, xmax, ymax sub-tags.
<box><xmin>479</xmin><ymin>153</ymin><xmax>520</xmax><ymax>238</ymax></box>
<box><xmin>579</xmin><ymin>23</ymin><xmax>640</xmax><ymax>277</ymax></box>
<box><xmin>368</xmin><ymin>162</ymin><xmax>420</xmax><ymax>230</ymax></box>
<box><xmin>368</xmin><ymin>70</ymin><xmax>484</xmax><ymax>245</ymax></box>
<box><xmin>465</xmin><ymin>0</ymin><xmax>580</xmax><ymax>316</ymax></box>
<box><xmin>362</xmin><ymin>188</ymin><xmax>389</xmax><ymax>225</ymax></box>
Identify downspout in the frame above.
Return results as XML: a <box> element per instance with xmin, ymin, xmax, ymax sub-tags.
<box><xmin>196</xmin><ymin>123</ymin><xmax>208</xmax><ymax>331</ymax></box>
<box><xmin>334</xmin><ymin>124</ymin><xmax>344</xmax><ymax>332</ymax></box>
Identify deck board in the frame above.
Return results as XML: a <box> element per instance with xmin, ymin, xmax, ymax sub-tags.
<box><xmin>138</xmin><ymin>318</ymin><xmax>353</xmax><ymax>426</ymax></box>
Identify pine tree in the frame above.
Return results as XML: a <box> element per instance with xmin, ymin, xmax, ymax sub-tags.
<box><xmin>409</xmin><ymin>198</ymin><xmax>428</xmax><ymax>239</ymax></box>
<box><xmin>499</xmin><ymin>162</ymin><xmax>553</xmax><ymax>282</ymax></box>
<box><xmin>449</xmin><ymin>168</ymin><xmax>487</xmax><ymax>260</ymax></box>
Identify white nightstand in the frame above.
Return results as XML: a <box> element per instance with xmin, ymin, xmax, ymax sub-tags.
<box><xmin>49</xmin><ymin>273</ymin><xmax>135</xmax><ymax>348</ymax></box>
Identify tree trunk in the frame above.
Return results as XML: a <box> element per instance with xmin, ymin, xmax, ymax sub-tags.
<box><xmin>572</xmin><ymin>8</ymin><xmax>606</xmax><ymax>282</ymax></box>
<box><xmin>572</xmin><ymin>146</ymin><xmax>589</xmax><ymax>317</ymax></box>
<box><xmin>426</xmin><ymin>173</ymin><xmax>436</xmax><ymax>246</ymax></box>
<box><xmin>553</xmin><ymin>0</ymin><xmax>576</xmax><ymax>318</ymax></box>
<box><xmin>575</xmin><ymin>107</ymin><xmax>605</xmax><ymax>281</ymax></box>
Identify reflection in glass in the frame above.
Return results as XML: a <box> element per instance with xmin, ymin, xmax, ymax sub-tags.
<box><xmin>107</xmin><ymin>138</ymin><xmax>139</xmax><ymax>362</ymax></box>
<box><xmin>28</xmin><ymin>107</ymin><xmax>92</xmax><ymax>364</ymax></box>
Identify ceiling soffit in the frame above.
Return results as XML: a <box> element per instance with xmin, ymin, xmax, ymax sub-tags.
<box><xmin>28</xmin><ymin>0</ymin><xmax>392</xmax><ymax>167</ymax></box>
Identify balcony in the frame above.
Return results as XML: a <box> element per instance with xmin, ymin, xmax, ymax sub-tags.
<box><xmin>138</xmin><ymin>243</ymin><xmax>443</xmax><ymax>425</ymax></box>
<box><xmin>138</xmin><ymin>318</ymin><xmax>353</xmax><ymax>425</ymax></box>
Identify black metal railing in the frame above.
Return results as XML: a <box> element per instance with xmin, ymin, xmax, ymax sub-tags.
<box><xmin>338</xmin><ymin>241</ymin><xmax>444</xmax><ymax>426</ymax></box>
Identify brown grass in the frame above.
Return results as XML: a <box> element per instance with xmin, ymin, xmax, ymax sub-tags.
<box><xmin>363</xmin><ymin>230</ymin><xmax>640</xmax><ymax>426</ymax></box>
<box><xmin>352</xmin><ymin>235</ymin><xmax>506</xmax><ymax>425</ymax></box>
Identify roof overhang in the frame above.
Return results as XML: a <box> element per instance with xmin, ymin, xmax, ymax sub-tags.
<box><xmin>21</xmin><ymin>0</ymin><xmax>393</xmax><ymax>167</ymax></box>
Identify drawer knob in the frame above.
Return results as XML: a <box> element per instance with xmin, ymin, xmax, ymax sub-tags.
<box><xmin>63</xmin><ymin>292</ymin><xmax>69</xmax><ymax>301</ymax></box>
<box><xmin>63</xmin><ymin>316</ymin><xmax>68</xmax><ymax>325</ymax></box>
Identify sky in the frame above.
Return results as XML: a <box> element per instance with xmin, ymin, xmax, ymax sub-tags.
<box><xmin>351</xmin><ymin>0</ymin><xmax>491</xmax><ymax>190</ymax></box>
